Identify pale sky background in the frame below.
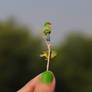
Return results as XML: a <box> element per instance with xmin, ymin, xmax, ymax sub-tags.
<box><xmin>0</xmin><ymin>0</ymin><xmax>92</xmax><ymax>45</ymax></box>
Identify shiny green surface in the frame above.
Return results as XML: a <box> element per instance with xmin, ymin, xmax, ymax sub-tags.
<box><xmin>40</xmin><ymin>71</ymin><xmax>53</xmax><ymax>83</ymax></box>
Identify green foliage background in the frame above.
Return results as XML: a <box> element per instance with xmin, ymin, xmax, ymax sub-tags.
<box><xmin>0</xmin><ymin>19</ymin><xmax>92</xmax><ymax>92</ymax></box>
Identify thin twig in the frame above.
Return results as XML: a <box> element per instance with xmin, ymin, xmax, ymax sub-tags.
<box><xmin>37</xmin><ymin>27</ymin><xmax>51</xmax><ymax>71</ymax></box>
<box><xmin>37</xmin><ymin>27</ymin><xmax>49</xmax><ymax>47</ymax></box>
<box><xmin>46</xmin><ymin>44</ymin><xmax>51</xmax><ymax>71</ymax></box>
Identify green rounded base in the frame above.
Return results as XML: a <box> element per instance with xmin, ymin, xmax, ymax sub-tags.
<box><xmin>40</xmin><ymin>71</ymin><xmax>53</xmax><ymax>83</ymax></box>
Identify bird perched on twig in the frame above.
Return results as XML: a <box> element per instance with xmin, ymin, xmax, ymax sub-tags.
<box><xmin>40</xmin><ymin>50</ymin><xmax>57</xmax><ymax>60</ymax></box>
<box><xmin>43</xmin><ymin>22</ymin><xmax>51</xmax><ymax>41</ymax></box>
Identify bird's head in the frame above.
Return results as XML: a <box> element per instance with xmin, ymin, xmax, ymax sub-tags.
<box><xmin>44</xmin><ymin>22</ymin><xmax>51</xmax><ymax>27</ymax></box>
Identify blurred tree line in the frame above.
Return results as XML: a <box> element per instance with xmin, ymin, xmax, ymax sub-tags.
<box><xmin>0</xmin><ymin>19</ymin><xmax>92</xmax><ymax>92</ymax></box>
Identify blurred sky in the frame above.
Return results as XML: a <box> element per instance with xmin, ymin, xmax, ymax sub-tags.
<box><xmin>0</xmin><ymin>0</ymin><xmax>92</xmax><ymax>45</ymax></box>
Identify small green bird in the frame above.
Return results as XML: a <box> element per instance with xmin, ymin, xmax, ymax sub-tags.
<box><xmin>40</xmin><ymin>50</ymin><xmax>57</xmax><ymax>60</ymax></box>
<box><xmin>43</xmin><ymin>22</ymin><xmax>51</xmax><ymax>41</ymax></box>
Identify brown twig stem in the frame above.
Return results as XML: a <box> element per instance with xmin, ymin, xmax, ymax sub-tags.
<box><xmin>37</xmin><ymin>27</ymin><xmax>49</xmax><ymax>47</ymax></box>
<box><xmin>37</xmin><ymin>27</ymin><xmax>51</xmax><ymax>71</ymax></box>
<box><xmin>46</xmin><ymin>44</ymin><xmax>51</xmax><ymax>71</ymax></box>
